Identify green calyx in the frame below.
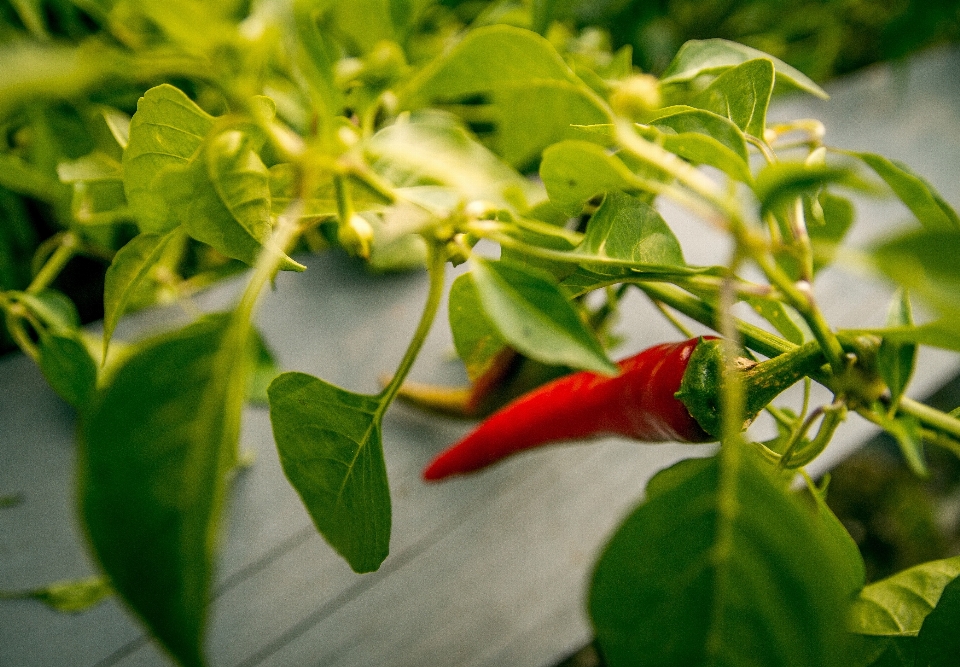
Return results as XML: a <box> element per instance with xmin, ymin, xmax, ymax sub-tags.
<box><xmin>677</xmin><ymin>338</ymin><xmax>830</xmax><ymax>439</ymax></box>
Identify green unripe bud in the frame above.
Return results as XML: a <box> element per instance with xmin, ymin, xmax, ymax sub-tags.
<box><xmin>610</xmin><ymin>74</ymin><xmax>662</xmax><ymax>120</ymax></box>
<box><xmin>338</xmin><ymin>214</ymin><xmax>374</xmax><ymax>259</ymax></box>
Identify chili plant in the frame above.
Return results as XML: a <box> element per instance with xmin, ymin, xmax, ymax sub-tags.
<box><xmin>2</xmin><ymin>2</ymin><xmax>960</xmax><ymax>666</ymax></box>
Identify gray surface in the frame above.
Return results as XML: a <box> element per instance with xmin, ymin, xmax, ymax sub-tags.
<box><xmin>2</xmin><ymin>45</ymin><xmax>959</xmax><ymax>667</ymax></box>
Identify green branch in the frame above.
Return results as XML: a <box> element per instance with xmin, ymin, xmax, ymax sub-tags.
<box><xmin>378</xmin><ymin>243</ymin><xmax>446</xmax><ymax>412</ymax></box>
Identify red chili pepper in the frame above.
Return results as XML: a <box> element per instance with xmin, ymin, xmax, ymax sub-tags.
<box><xmin>422</xmin><ymin>337</ymin><xmax>718</xmax><ymax>481</ymax></box>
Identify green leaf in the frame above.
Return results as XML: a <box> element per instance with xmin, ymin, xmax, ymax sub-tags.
<box><xmin>57</xmin><ymin>151</ymin><xmax>122</xmax><ymax>183</ymax></box>
<box><xmin>540</xmin><ymin>140</ymin><xmax>638</xmax><ymax>216</ymax></box>
<box><xmin>575</xmin><ymin>191</ymin><xmax>685</xmax><ymax>274</ymax></box>
<box><xmin>654</xmin><ymin>128</ymin><xmax>753</xmax><ymax>184</ymax></box>
<box><xmin>8</xmin><ymin>576</ymin><xmax>113</xmax><ymax>613</ymax></box>
<box><xmin>268</xmin><ymin>373</ymin><xmax>391</xmax><ymax>574</ymax></box>
<box><xmin>872</xmin><ymin>229</ymin><xmax>960</xmax><ymax>321</ymax></box>
<box><xmin>914</xmin><ymin>575</ymin><xmax>960</xmax><ymax>666</ymax></box>
<box><xmin>367</xmin><ymin>222</ymin><xmax>429</xmax><ymax>273</ymax></box>
<box><xmin>805</xmin><ymin>476</ymin><xmax>866</xmax><ymax>599</ymax></box>
<box><xmin>590</xmin><ymin>452</ymin><xmax>850</xmax><ymax>667</ymax></box>
<box><xmin>745</xmin><ymin>297</ymin><xmax>807</xmax><ymax>345</ymax></box>
<box><xmin>38</xmin><ymin>331</ymin><xmax>97</xmax><ymax>410</ymax></box>
<box><xmin>398</xmin><ymin>25</ymin><xmax>579</xmax><ymax>108</ymax></box>
<box><xmin>246</xmin><ymin>327</ymin><xmax>280</xmax><ymax>406</ymax></box>
<box><xmin>876</xmin><ymin>412</ymin><xmax>927</xmax><ymax>477</ymax></box>
<box><xmin>470</xmin><ymin>258</ymin><xmax>616</xmax><ymax>374</ymax></box>
<box><xmin>0</xmin><ymin>190</ymin><xmax>35</xmax><ymax>290</ymax></box>
<box><xmin>122</xmin><ymin>84</ymin><xmax>213</xmax><ymax>234</ymax></box>
<box><xmin>647</xmin><ymin>107</ymin><xmax>749</xmax><ymax>162</ymax></box>
<box><xmin>102</xmin><ymin>107</ymin><xmax>131</xmax><ymax>150</ymax></box>
<box><xmin>327</xmin><ymin>0</ymin><xmax>407</xmax><ymax>59</ymax></box>
<box><xmin>642</xmin><ymin>455</ymin><xmax>714</xmax><ymax>501</ymax></box>
<box><xmin>846</xmin><ymin>320</ymin><xmax>960</xmax><ymax>352</ymax></box>
<box><xmin>103</xmin><ymin>230</ymin><xmax>180</xmax><ymax>357</ymax></box>
<box><xmin>849</xmin><ymin>555</ymin><xmax>960</xmax><ymax>636</ymax></box>
<box><xmin>877</xmin><ymin>290</ymin><xmax>916</xmax><ymax>409</ymax></box>
<box><xmin>692</xmin><ymin>58</ymin><xmax>774</xmax><ymax>138</ymax></box>
<box><xmin>269</xmin><ymin>163</ymin><xmax>392</xmax><ymax>220</ymax></box>
<box><xmin>498</xmin><ymin>219</ymin><xmax>579</xmax><ymax>281</ymax></box>
<box><xmin>778</xmin><ymin>192</ymin><xmax>856</xmax><ymax>280</ymax></box>
<box><xmin>163</xmin><ymin>130</ymin><xmax>303</xmax><ymax>271</ymax></box>
<box><xmin>475</xmin><ymin>79</ymin><xmax>611</xmax><ymax>170</ymax></box>
<box><xmin>0</xmin><ymin>493</ymin><xmax>23</xmax><ymax>509</ymax></box>
<box><xmin>557</xmin><ymin>267</ymin><xmax>623</xmax><ymax>298</ymax></box>
<box><xmin>57</xmin><ymin>151</ymin><xmax>129</xmax><ymax>226</ymax></box>
<box><xmin>7</xmin><ymin>0</ymin><xmax>47</xmax><ymax>39</ymax></box>
<box><xmin>137</xmin><ymin>0</ymin><xmax>234</xmax><ymax>50</ymax></box>
<box><xmin>852</xmin><ymin>152</ymin><xmax>960</xmax><ymax>231</ymax></box>
<box><xmin>11</xmin><ymin>288</ymin><xmax>79</xmax><ymax>331</ymax></box>
<box><xmin>754</xmin><ymin>161</ymin><xmax>863</xmax><ymax>216</ymax></box>
<box><xmin>448</xmin><ymin>273</ymin><xmax>509</xmax><ymax>383</ymax></box>
<box><xmin>80</xmin><ymin>313</ymin><xmax>249</xmax><ymax>667</ymax></box>
<box><xmin>0</xmin><ymin>151</ymin><xmax>61</xmax><ymax>202</ymax></box>
<box><xmin>660</xmin><ymin>38</ymin><xmax>828</xmax><ymax>100</ymax></box>
<box><xmin>396</xmin><ymin>25</ymin><xmax>609</xmax><ymax>169</ymax></box>
<box><xmin>367</xmin><ymin>111</ymin><xmax>537</xmax><ymax>209</ymax></box>
<box><xmin>849</xmin><ymin>636</ymin><xmax>915</xmax><ymax>667</ymax></box>
<box><xmin>292</xmin><ymin>0</ymin><xmax>344</xmax><ymax>123</ymax></box>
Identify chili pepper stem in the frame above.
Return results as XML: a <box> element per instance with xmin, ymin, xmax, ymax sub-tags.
<box><xmin>392</xmin><ymin>379</ymin><xmax>474</xmax><ymax>418</ymax></box>
<box><xmin>677</xmin><ymin>338</ymin><xmax>830</xmax><ymax>440</ymax></box>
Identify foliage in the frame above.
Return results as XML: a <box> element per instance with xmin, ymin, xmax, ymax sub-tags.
<box><xmin>2</xmin><ymin>1</ymin><xmax>960</xmax><ymax>666</ymax></box>
<box><xmin>514</xmin><ymin>0</ymin><xmax>960</xmax><ymax>81</ymax></box>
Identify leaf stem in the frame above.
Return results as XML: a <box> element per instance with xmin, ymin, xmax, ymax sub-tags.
<box><xmin>28</xmin><ymin>231</ymin><xmax>79</xmax><ymax>294</ymax></box>
<box><xmin>333</xmin><ymin>173</ymin><xmax>353</xmax><ymax>225</ymax></box>
<box><xmin>378</xmin><ymin>243</ymin><xmax>446</xmax><ymax>412</ymax></box>
<box><xmin>234</xmin><ymin>208</ymin><xmax>302</xmax><ymax>326</ymax></box>
<box><xmin>472</xmin><ymin>225</ymin><xmax>712</xmax><ymax>277</ymax></box>
<box><xmin>746</xmin><ymin>135</ymin><xmax>777</xmax><ymax>164</ymax></box>
<box><xmin>511</xmin><ymin>216</ymin><xmax>585</xmax><ymax>245</ymax></box>
<box><xmin>0</xmin><ymin>293</ymin><xmax>40</xmax><ymax>361</ymax></box>
<box><xmin>779</xmin><ymin>400</ymin><xmax>845</xmax><ymax>469</ymax></box>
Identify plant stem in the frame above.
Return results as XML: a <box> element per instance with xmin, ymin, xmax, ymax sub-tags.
<box><xmin>788</xmin><ymin>197</ymin><xmax>814</xmax><ymax>283</ymax></box>
<box><xmin>378</xmin><ymin>243</ymin><xmax>446</xmax><ymax>412</ymax></box>
<box><xmin>746</xmin><ymin>135</ymin><xmax>777</xmax><ymax>164</ymax></box>
<box><xmin>779</xmin><ymin>401</ymin><xmax>846</xmax><ymax>469</ymax></box>
<box><xmin>614</xmin><ymin>120</ymin><xmax>739</xmax><ymax>222</ymax></box>
<box><xmin>752</xmin><ymin>250</ymin><xmax>845</xmax><ymax>372</ymax></box>
<box><xmin>635</xmin><ymin>282</ymin><xmax>793</xmax><ymax>358</ymax></box>
<box><xmin>0</xmin><ymin>293</ymin><xmax>39</xmax><ymax>362</ymax></box>
<box><xmin>333</xmin><ymin>172</ymin><xmax>353</xmax><ymax>225</ymax></box>
<box><xmin>896</xmin><ymin>397</ymin><xmax>960</xmax><ymax>442</ymax></box>
<box><xmin>234</xmin><ymin>212</ymin><xmax>302</xmax><ymax>326</ymax></box>
<box><xmin>27</xmin><ymin>231</ymin><xmax>79</xmax><ymax>294</ymax></box>
<box><xmin>473</xmin><ymin>225</ymin><xmax>714</xmax><ymax>278</ymax></box>
<box><xmin>223</xmin><ymin>206</ymin><xmax>304</xmax><ymax>467</ymax></box>
<box><xmin>512</xmin><ymin>216</ymin><xmax>584</xmax><ymax>244</ymax></box>
<box><xmin>651</xmin><ymin>298</ymin><xmax>693</xmax><ymax>338</ymax></box>
<box><xmin>920</xmin><ymin>429</ymin><xmax>960</xmax><ymax>457</ymax></box>
<box><xmin>345</xmin><ymin>162</ymin><xmax>398</xmax><ymax>205</ymax></box>
<box><xmin>718</xmin><ymin>251</ymin><xmax>748</xmax><ymax>444</ymax></box>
